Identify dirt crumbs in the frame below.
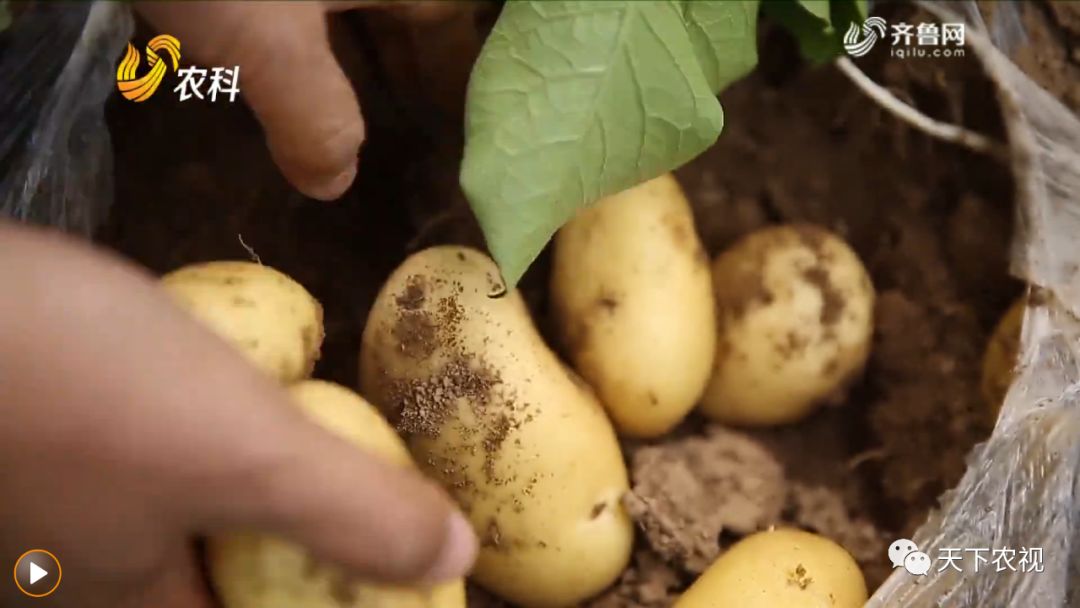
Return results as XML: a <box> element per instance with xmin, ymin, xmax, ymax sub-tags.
<box><xmin>387</xmin><ymin>357</ymin><xmax>497</xmax><ymax>440</ymax></box>
<box><xmin>394</xmin><ymin>275</ymin><xmax>427</xmax><ymax>309</ymax></box>
<box><xmin>785</xmin><ymin>482</ymin><xmax>888</xmax><ymax>583</ymax></box>
<box><xmin>788</xmin><ymin>563</ymin><xmax>812</xmax><ymax>590</ymax></box>
<box><xmin>380</xmin><ymin>274</ymin><xmax>538</xmax><ymax>524</ymax></box>
<box><xmin>390</xmin><ymin>275</ymin><xmax>439</xmax><ymax>360</ymax></box>
<box><xmin>392</xmin><ymin>309</ymin><xmax>437</xmax><ymax>360</ymax></box>
<box><xmin>624</xmin><ymin>426</ymin><xmax>786</xmax><ymax>574</ymax></box>
<box><xmin>622</xmin><ymin>416</ymin><xmax>890</xmax><ymax>589</ymax></box>
<box><xmin>382</xmin><ymin>274</ymin><xmax>501</xmax><ymax>441</ymax></box>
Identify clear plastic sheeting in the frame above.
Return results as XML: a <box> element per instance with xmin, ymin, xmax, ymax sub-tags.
<box><xmin>944</xmin><ymin>0</ymin><xmax>1027</xmax><ymax>59</ymax></box>
<box><xmin>868</xmin><ymin>3</ymin><xmax>1080</xmax><ymax>607</ymax></box>
<box><xmin>0</xmin><ymin>2</ymin><xmax>133</xmax><ymax>236</ymax></box>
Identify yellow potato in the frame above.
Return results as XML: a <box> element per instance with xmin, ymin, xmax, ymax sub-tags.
<box><xmin>981</xmin><ymin>295</ymin><xmax>1026</xmax><ymax>420</ymax></box>
<box><xmin>700</xmin><ymin>225</ymin><xmax>874</xmax><ymax>426</ymax></box>
<box><xmin>360</xmin><ymin>246</ymin><xmax>633</xmax><ymax>608</ymax></box>
<box><xmin>210</xmin><ymin>380</ymin><xmax>466</xmax><ymax>608</ymax></box>
<box><xmin>675</xmin><ymin>528</ymin><xmax>867</xmax><ymax>608</ymax></box>
<box><xmin>162</xmin><ymin>261</ymin><xmax>323</xmax><ymax>382</ymax></box>
<box><xmin>550</xmin><ymin>174</ymin><xmax>716</xmax><ymax>437</ymax></box>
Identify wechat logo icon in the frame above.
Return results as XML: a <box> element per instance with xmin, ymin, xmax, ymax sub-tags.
<box><xmin>888</xmin><ymin>538</ymin><xmax>932</xmax><ymax>576</ymax></box>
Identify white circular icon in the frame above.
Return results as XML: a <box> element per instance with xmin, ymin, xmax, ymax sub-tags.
<box><xmin>888</xmin><ymin>538</ymin><xmax>919</xmax><ymax>569</ymax></box>
<box><xmin>904</xmin><ymin>551</ymin><xmax>932</xmax><ymax>576</ymax></box>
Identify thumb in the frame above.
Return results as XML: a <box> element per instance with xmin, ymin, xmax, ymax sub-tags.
<box><xmin>189</xmin><ymin>400</ymin><xmax>478</xmax><ymax>583</ymax></box>
<box><xmin>135</xmin><ymin>1</ymin><xmax>364</xmax><ymax>201</ymax></box>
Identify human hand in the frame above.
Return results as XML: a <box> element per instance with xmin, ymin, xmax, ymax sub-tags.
<box><xmin>0</xmin><ymin>221</ymin><xmax>477</xmax><ymax>608</ymax></box>
<box><xmin>133</xmin><ymin>1</ymin><xmax>462</xmax><ymax>201</ymax></box>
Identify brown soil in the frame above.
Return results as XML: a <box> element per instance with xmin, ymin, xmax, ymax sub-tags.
<box><xmin>623</xmin><ymin>426</ymin><xmax>787</xmax><ymax>575</ymax></box>
<box><xmin>96</xmin><ymin>1</ymin><xmax>1080</xmax><ymax>606</ymax></box>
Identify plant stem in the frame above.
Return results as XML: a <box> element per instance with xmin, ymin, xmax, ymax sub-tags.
<box><xmin>836</xmin><ymin>56</ymin><xmax>1010</xmax><ymax>161</ymax></box>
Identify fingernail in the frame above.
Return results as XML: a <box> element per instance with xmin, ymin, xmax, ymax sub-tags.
<box><xmin>422</xmin><ymin>511</ymin><xmax>478</xmax><ymax>583</ymax></box>
<box><xmin>303</xmin><ymin>163</ymin><xmax>357</xmax><ymax>202</ymax></box>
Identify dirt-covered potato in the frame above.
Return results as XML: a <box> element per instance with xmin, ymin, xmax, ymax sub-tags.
<box><xmin>981</xmin><ymin>295</ymin><xmax>1026</xmax><ymax>420</ymax></box>
<box><xmin>162</xmin><ymin>261</ymin><xmax>323</xmax><ymax>382</ymax></box>
<box><xmin>210</xmin><ymin>380</ymin><xmax>466</xmax><ymax>608</ymax></box>
<box><xmin>674</xmin><ymin>528</ymin><xmax>867</xmax><ymax>608</ymax></box>
<box><xmin>360</xmin><ymin>246</ymin><xmax>633</xmax><ymax>608</ymax></box>
<box><xmin>699</xmin><ymin>225</ymin><xmax>874</xmax><ymax>427</ymax></box>
<box><xmin>550</xmin><ymin>174</ymin><xmax>716</xmax><ymax>437</ymax></box>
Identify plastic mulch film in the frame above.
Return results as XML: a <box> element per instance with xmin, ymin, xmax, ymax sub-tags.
<box><xmin>868</xmin><ymin>3</ymin><xmax>1080</xmax><ymax>607</ymax></box>
<box><xmin>0</xmin><ymin>1</ymin><xmax>133</xmax><ymax>236</ymax></box>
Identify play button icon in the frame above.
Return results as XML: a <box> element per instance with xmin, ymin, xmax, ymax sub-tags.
<box><xmin>29</xmin><ymin>562</ymin><xmax>48</xmax><ymax>585</ymax></box>
<box><xmin>14</xmin><ymin>549</ymin><xmax>62</xmax><ymax>598</ymax></box>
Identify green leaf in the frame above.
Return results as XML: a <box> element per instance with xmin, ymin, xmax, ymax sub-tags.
<box><xmin>770</xmin><ymin>0</ymin><xmax>877</xmax><ymax>64</ymax></box>
<box><xmin>831</xmin><ymin>0</ymin><xmax>868</xmax><ymax>41</ymax></box>
<box><xmin>0</xmin><ymin>1</ymin><xmax>10</xmax><ymax>32</ymax></box>
<box><xmin>764</xmin><ymin>0</ymin><xmax>839</xmax><ymax>63</ymax></box>
<box><xmin>797</xmin><ymin>0</ymin><xmax>832</xmax><ymax>24</ymax></box>
<box><xmin>767</xmin><ymin>0</ymin><xmax>871</xmax><ymax>64</ymax></box>
<box><xmin>461</xmin><ymin>1</ymin><xmax>724</xmax><ymax>288</ymax></box>
<box><xmin>681</xmin><ymin>0</ymin><xmax>760</xmax><ymax>94</ymax></box>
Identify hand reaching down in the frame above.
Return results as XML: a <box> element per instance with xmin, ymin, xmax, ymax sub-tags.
<box><xmin>133</xmin><ymin>1</ymin><xmax>463</xmax><ymax>201</ymax></box>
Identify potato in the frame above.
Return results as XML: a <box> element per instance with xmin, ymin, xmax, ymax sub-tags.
<box><xmin>162</xmin><ymin>261</ymin><xmax>323</xmax><ymax>382</ymax></box>
<box><xmin>550</xmin><ymin>174</ymin><xmax>716</xmax><ymax>437</ymax></box>
<box><xmin>675</xmin><ymin>528</ymin><xmax>867</xmax><ymax>608</ymax></box>
<box><xmin>360</xmin><ymin>246</ymin><xmax>633</xmax><ymax>607</ymax></box>
<box><xmin>210</xmin><ymin>380</ymin><xmax>466</xmax><ymax>608</ymax></box>
<box><xmin>699</xmin><ymin>225</ymin><xmax>874</xmax><ymax>426</ymax></box>
<box><xmin>981</xmin><ymin>295</ymin><xmax>1026</xmax><ymax>420</ymax></box>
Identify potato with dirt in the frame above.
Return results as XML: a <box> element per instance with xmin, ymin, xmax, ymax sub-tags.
<box><xmin>674</xmin><ymin>528</ymin><xmax>868</xmax><ymax>608</ymax></box>
<box><xmin>700</xmin><ymin>225</ymin><xmax>874</xmax><ymax>426</ymax></box>
<box><xmin>550</xmin><ymin>173</ymin><xmax>716</xmax><ymax>437</ymax></box>
<box><xmin>360</xmin><ymin>246</ymin><xmax>633</xmax><ymax>607</ymax></box>
<box><xmin>161</xmin><ymin>261</ymin><xmax>323</xmax><ymax>382</ymax></box>
<box><xmin>210</xmin><ymin>380</ymin><xmax>466</xmax><ymax>608</ymax></box>
<box><xmin>981</xmin><ymin>294</ymin><xmax>1026</xmax><ymax>420</ymax></box>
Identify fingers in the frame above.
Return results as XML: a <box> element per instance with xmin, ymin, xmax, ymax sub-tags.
<box><xmin>132</xmin><ymin>1</ymin><xmax>471</xmax><ymax>200</ymax></box>
<box><xmin>227</xmin><ymin>3</ymin><xmax>365</xmax><ymax>201</ymax></box>
<box><xmin>199</xmin><ymin>419</ymin><xmax>478</xmax><ymax>583</ymax></box>
<box><xmin>135</xmin><ymin>2</ymin><xmax>364</xmax><ymax>200</ymax></box>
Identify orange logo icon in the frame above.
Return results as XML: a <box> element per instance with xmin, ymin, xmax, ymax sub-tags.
<box><xmin>116</xmin><ymin>35</ymin><xmax>182</xmax><ymax>102</ymax></box>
